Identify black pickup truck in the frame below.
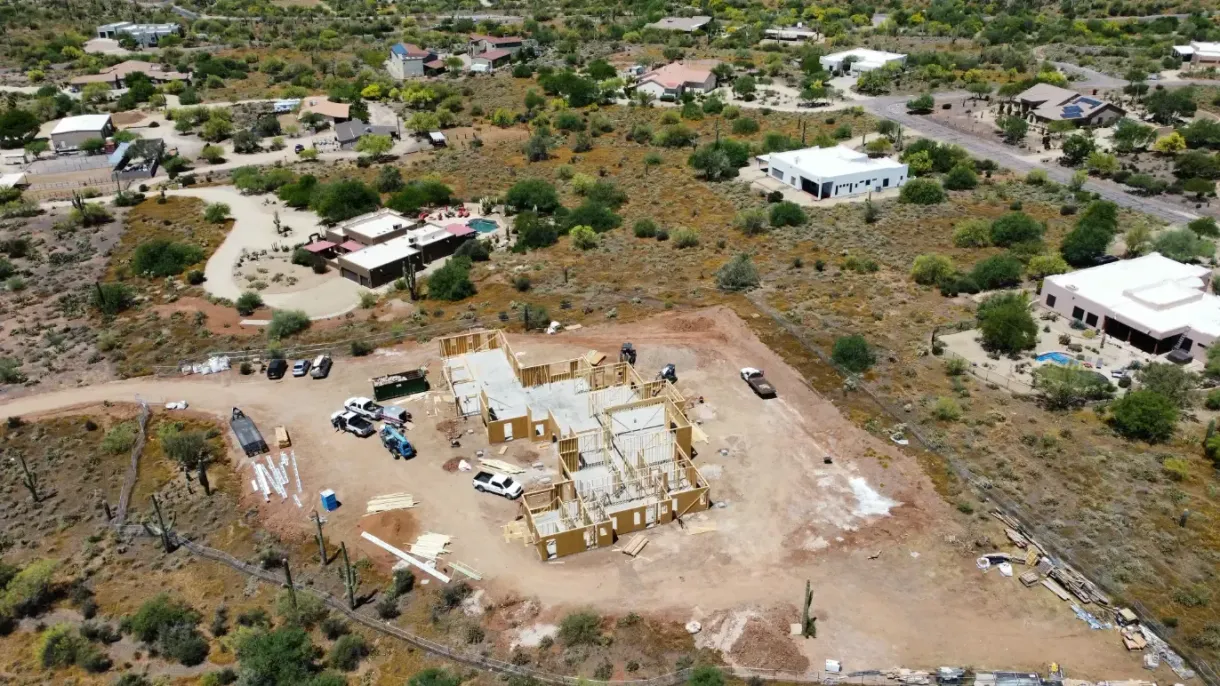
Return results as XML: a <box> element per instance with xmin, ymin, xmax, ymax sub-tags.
<box><xmin>740</xmin><ymin>368</ymin><xmax>777</xmax><ymax>398</ymax></box>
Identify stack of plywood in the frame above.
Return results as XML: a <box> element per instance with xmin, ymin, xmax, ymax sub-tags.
<box><xmin>621</xmin><ymin>535</ymin><xmax>648</xmax><ymax>557</ymax></box>
<box><xmin>366</xmin><ymin>493</ymin><xmax>417</xmax><ymax>514</ymax></box>
<box><xmin>409</xmin><ymin>533</ymin><xmax>451</xmax><ymax>560</ymax></box>
<box><xmin>275</xmin><ymin>426</ymin><xmax>291</xmax><ymax>449</ymax></box>
<box><xmin>503</xmin><ymin>520</ymin><xmax>530</xmax><ymax>544</ymax></box>
<box><xmin>479</xmin><ymin>458</ymin><xmax>525</xmax><ymax>474</ymax></box>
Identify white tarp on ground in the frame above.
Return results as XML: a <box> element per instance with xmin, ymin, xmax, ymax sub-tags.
<box><xmin>182</xmin><ymin>356</ymin><xmax>231</xmax><ymax>375</ymax></box>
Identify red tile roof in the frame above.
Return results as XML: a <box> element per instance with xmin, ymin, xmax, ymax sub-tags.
<box><xmin>445</xmin><ymin>223</ymin><xmax>476</xmax><ymax>237</ymax></box>
<box><xmin>339</xmin><ymin>240</ymin><xmax>365</xmax><ymax>252</ymax></box>
<box><xmin>477</xmin><ymin>48</ymin><xmax>512</xmax><ymax>62</ymax></box>
<box><xmin>302</xmin><ymin>240</ymin><xmax>336</xmax><ymax>252</ymax></box>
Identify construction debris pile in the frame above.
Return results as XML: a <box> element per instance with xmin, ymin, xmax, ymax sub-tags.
<box><xmin>251</xmin><ymin>450</ymin><xmax>304</xmax><ymax>509</ymax></box>
<box><xmin>980</xmin><ymin>511</ymin><xmax>1195</xmax><ymax>681</ymax></box>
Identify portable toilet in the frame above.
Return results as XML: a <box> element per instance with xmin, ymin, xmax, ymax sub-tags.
<box><xmin>320</xmin><ymin>489</ymin><xmax>339</xmax><ymax>511</ymax></box>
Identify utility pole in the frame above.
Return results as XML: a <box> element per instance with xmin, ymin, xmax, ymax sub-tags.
<box><xmin>340</xmin><ymin>542</ymin><xmax>357</xmax><ymax>609</ymax></box>
<box><xmin>282</xmin><ymin>558</ymin><xmax>298</xmax><ymax>614</ymax></box>
<box><xmin>151</xmin><ymin>494</ymin><xmax>172</xmax><ymax>553</ymax></box>
<box><xmin>313</xmin><ymin>511</ymin><xmax>327</xmax><ymax>566</ymax></box>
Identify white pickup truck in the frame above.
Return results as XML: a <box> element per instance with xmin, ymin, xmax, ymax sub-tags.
<box><xmin>472</xmin><ymin>471</ymin><xmax>523</xmax><ymax>499</ymax></box>
<box><xmin>344</xmin><ymin>397</ymin><xmax>411</xmax><ymax>424</ymax></box>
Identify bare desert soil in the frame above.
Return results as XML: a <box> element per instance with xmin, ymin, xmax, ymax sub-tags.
<box><xmin>0</xmin><ymin>307</ymin><xmax>1167</xmax><ymax>679</ymax></box>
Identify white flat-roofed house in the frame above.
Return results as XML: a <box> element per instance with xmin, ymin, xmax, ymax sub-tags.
<box><xmin>759</xmin><ymin>145</ymin><xmax>908</xmax><ymax>200</ymax></box>
<box><xmin>1174</xmin><ymin>41</ymin><xmax>1220</xmax><ymax>64</ymax></box>
<box><xmin>96</xmin><ymin>22</ymin><xmax>180</xmax><ymax>47</ymax></box>
<box><xmin>333</xmin><ymin>212</ymin><xmax>475</xmax><ymax>287</ymax></box>
<box><xmin>1041</xmin><ymin>252</ymin><xmax>1220</xmax><ymax>360</ymax></box>
<box><xmin>326</xmin><ymin>208</ymin><xmax>418</xmax><ymax>247</ymax></box>
<box><xmin>645</xmin><ymin>16</ymin><xmax>713</xmax><ymax>33</ymax></box>
<box><xmin>820</xmin><ymin>48</ymin><xmax>906</xmax><ymax>74</ymax></box>
<box><xmin>764</xmin><ymin>25</ymin><xmax>819</xmax><ymax>41</ymax></box>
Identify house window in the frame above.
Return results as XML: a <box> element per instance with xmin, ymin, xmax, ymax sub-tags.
<box><xmin>771</xmin><ymin>168</ymin><xmax>782</xmax><ymax>179</ymax></box>
<box><xmin>883</xmin><ymin>178</ymin><xmax>890</xmax><ymax>187</ymax></box>
<box><xmin>1046</xmin><ymin>294</ymin><xmax>1057</xmax><ymax>308</ymax></box>
<box><xmin>1072</xmin><ymin>306</ymin><xmax>1085</xmax><ymax>320</ymax></box>
<box><xmin>1182</xmin><ymin>337</ymin><xmax>1194</xmax><ymax>352</ymax></box>
<box><xmin>1085</xmin><ymin>312</ymin><xmax>1098</xmax><ymax>327</ymax></box>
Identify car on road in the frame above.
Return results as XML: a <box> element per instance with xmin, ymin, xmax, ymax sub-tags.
<box><xmin>310</xmin><ymin>354</ymin><xmax>332</xmax><ymax>379</ymax></box>
<box><xmin>740</xmin><ymin>367</ymin><xmax>777</xmax><ymax>398</ymax></box>
<box><xmin>267</xmin><ymin>359</ymin><xmax>288</xmax><ymax>380</ymax></box>
<box><xmin>294</xmin><ymin>144</ymin><xmax>306</xmax><ymax>154</ymax></box>
<box><xmin>330</xmin><ymin>411</ymin><xmax>375</xmax><ymax>437</ymax></box>
<box><xmin>292</xmin><ymin>359</ymin><xmax>311</xmax><ymax>377</ymax></box>
<box><xmin>472</xmin><ymin>471</ymin><xmax>522</xmax><ymax>499</ymax></box>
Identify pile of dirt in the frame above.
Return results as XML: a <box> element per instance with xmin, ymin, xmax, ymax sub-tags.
<box><xmin>441</xmin><ymin>457</ymin><xmax>462</xmax><ymax>472</ymax></box>
<box><xmin>356</xmin><ymin>510</ymin><xmax>419</xmax><ymax>566</ymax></box>
<box><xmin>727</xmin><ymin>608</ymin><xmax>808</xmax><ymax>671</ymax></box>
<box><xmin>666</xmin><ymin>316</ymin><xmax>715</xmax><ymax>334</ymax></box>
<box><xmin>435</xmin><ymin>419</ymin><xmax>459</xmax><ymax>436</ymax></box>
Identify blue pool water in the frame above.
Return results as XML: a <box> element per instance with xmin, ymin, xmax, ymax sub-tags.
<box><xmin>468</xmin><ymin>218</ymin><xmax>499</xmax><ymax>234</ymax></box>
<box><xmin>1036</xmin><ymin>351</ymin><xmax>1074</xmax><ymax>365</ymax></box>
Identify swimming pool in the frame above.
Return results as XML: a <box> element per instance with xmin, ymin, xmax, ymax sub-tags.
<box><xmin>468</xmin><ymin>218</ymin><xmax>499</xmax><ymax>234</ymax></box>
<box><xmin>1036</xmin><ymin>351</ymin><xmax>1075</xmax><ymax>365</ymax></box>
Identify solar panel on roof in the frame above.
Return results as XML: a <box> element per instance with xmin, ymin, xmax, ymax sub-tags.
<box><xmin>1076</xmin><ymin>97</ymin><xmax>1101</xmax><ymax>106</ymax></box>
<box><xmin>1062</xmin><ymin>106</ymin><xmax>1083</xmax><ymax>116</ymax></box>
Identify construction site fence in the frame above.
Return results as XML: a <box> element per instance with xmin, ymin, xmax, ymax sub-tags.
<box><xmin>117</xmin><ymin>526</ymin><xmax>998</xmax><ymax>686</ymax></box>
<box><xmin>745</xmin><ymin>294</ymin><xmax>1219</xmax><ymax>686</ymax></box>
<box><xmin>150</xmin><ymin>316</ymin><xmax>505</xmax><ymax>376</ymax></box>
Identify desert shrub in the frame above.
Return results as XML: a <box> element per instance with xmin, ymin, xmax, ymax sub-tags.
<box><xmin>899</xmin><ymin>178</ymin><xmax>945</xmax><ymax>204</ymax></box>
<box><xmin>673</xmin><ymin>228</ymin><xmax>700</xmax><ymax>248</ymax></box>
<box><xmin>1153</xmin><ymin>228</ymin><xmax>1213</xmax><ymax>262</ymax></box>
<box><xmin>558</xmin><ymin>611</ymin><xmax>601</xmax><ymax>646</ymax></box>
<box><xmin>276</xmin><ymin>589</ymin><xmax>328</xmax><ymax>628</ymax></box>
<box><xmin>132</xmin><ymin>239</ymin><xmax>205</xmax><ymax>277</ymax></box>
<box><xmin>0</xmin><ymin>560</ymin><xmax>56</xmax><ymax>618</ymax></box>
<box><xmin>977</xmin><ymin>292</ymin><xmax>1037</xmax><ymax>354</ymax></box>
<box><xmin>1136</xmin><ymin>362</ymin><xmax>1198</xmax><ymax>408</ymax></box>
<box><xmin>409</xmin><ymin>668</ymin><xmax>462</xmax><ymax>686</ymax></box>
<box><xmin>715</xmin><ymin>253</ymin><xmax>760</xmax><ymax>291</ymax></box>
<box><xmin>235</xmin><ymin>291</ymin><xmax>263</xmax><ymax>316</ymax></box>
<box><xmin>989</xmin><ymin>212</ymin><xmax>1044</xmax><ymax>247</ymax></box>
<box><xmin>1032</xmin><ymin>365</ymin><xmax>1115</xmax><ymax>409</ymax></box>
<box><xmin>832</xmin><ymin>335</ymin><xmax>875</xmax><ymax>373</ymax></box>
<box><xmin>376</xmin><ymin>595</ymin><xmax>400</xmax><ymax>619</ymax></box>
<box><xmin>769</xmin><ymin>201</ymin><xmax>806</xmax><ymax>227</ymax></box>
<box><xmin>37</xmin><ymin>624</ymin><xmax>110</xmax><ymax>672</ymax></box>
<box><xmin>328</xmin><ymin>634</ymin><xmax>369</xmax><ymax>671</ymax></box>
<box><xmin>911</xmin><ymin>254</ymin><xmax>954</xmax><ymax>286</ymax></box>
<box><xmin>735</xmin><ymin>209</ymin><xmax>768</xmax><ymax>235</ymax></box>
<box><xmin>453</xmin><ymin>239</ymin><xmax>491</xmax><ymax>261</ymax></box>
<box><xmin>320</xmin><ymin>617</ymin><xmax>349</xmax><ymax>640</ymax></box>
<box><xmin>731</xmin><ymin>117</ymin><xmax>759</xmax><ymax>134</ymax></box>
<box><xmin>1110</xmin><ymin>389</ymin><xmax>1179</xmax><ymax>442</ymax></box>
<box><xmin>932</xmin><ymin>396</ymin><xmax>963</xmax><ymax>421</ymax></box>
<box><xmin>513</xmin><ymin>275</ymin><xmax>531</xmax><ymax>292</ymax></box>
<box><xmin>266</xmin><ymin>310</ymin><xmax>310</xmax><ymax>340</ymax></box>
<box><xmin>122</xmin><ymin>594</ymin><xmax>207</xmax><ymax>666</ymax></box>
<box><xmin>203</xmin><ymin>202</ymin><xmax>230</xmax><ymax>223</ymax></box>
<box><xmin>633</xmin><ymin>219</ymin><xmax>658</xmax><ymax>238</ymax></box>
<box><xmin>952</xmin><ymin>218</ymin><xmax>991</xmax><ymax>248</ymax></box>
<box><xmin>101</xmin><ymin>422</ymin><xmax>137</xmax><ymax>454</ymax></box>
<box><xmin>943</xmin><ymin>163</ymin><xmax>979</xmax><ymax>190</ymax></box>
<box><xmin>437</xmin><ymin>581</ymin><xmax>472</xmax><ymax>613</ymax></box>
<box><xmin>1205</xmin><ymin>388</ymin><xmax>1220</xmax><ymax>410</ymax></box>
<box><xmin>688</xmin><ymin>665</ymin><xmax>725</xmax><ymax>686</ymax></box>
<box><xmin>945</xmin><ymin>357</ymin><xmax>968</xmax><ymax>376</ymax></box>
<box><xmin>506</xmin><ymin>179</ymin><xmax>560</xmax><ymax>213</ymax></box>
<box><xmin>570</xmin><ymin>225</ymin><xmax>598</xmax><ymax>250</ymax></box>
<box><xmin>392</xmin><ymin>569</ymin><xmax>415</xmax><ymax>597</ymax></box>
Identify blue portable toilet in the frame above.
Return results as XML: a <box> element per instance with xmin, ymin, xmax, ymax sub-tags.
<box><xmin>320</xmin><ymin>489</ymin><xmax>339</xmax><ymax>511</ymax></box>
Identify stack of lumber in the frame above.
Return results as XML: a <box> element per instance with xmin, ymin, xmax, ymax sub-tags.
<box><xmin>621</xmin><ymin>535</ymin><xmax>648</xmax><ymax>557</ymax></box>
<box><xmin>1121</xmin><ymin>626</ymin><xmax>1148</xmax><ymax>651</ymax></box>
<box><xmin>366</xmin><ymin>493</ymin><xmax>417</xmax><ymax>514</ymax></box>
<box><xmin>503</xmin><ymin>521</ymin><xmax>530</xmax><ymax>544</ymax></box>
<box><xmin>1049</xmin><ymin>566</ymin><xmax>1109</xmax><ymax>605</ymax></box>
<box><xmin>409</xmin><ymin>533</ymin><xmax>451</xmax><ymax>560</ymax></box>
<box><xmin>449</xmin><ymin>560</ymin><xmax>483</xmax><ymax>581</ymax></box>
<box><xmin>479</xmin><ymin>458</ymin><xmax>525</xmax><ymax>474</ymax></box>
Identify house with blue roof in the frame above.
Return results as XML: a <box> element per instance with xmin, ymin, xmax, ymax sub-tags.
<box><xmin>386</xmin><ymin>43</ymin><xmax>441</xmax><ymax>79</ymax></box>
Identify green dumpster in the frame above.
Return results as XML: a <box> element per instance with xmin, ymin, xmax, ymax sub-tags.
<box><xmin>372</xmin><ymin>368</ymin><xmax>430</xmax><ymax>401</ymax></box>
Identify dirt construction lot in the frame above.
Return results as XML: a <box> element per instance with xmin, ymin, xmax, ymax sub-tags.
<box><xmin>0</xmin><ymin>308</ymin><xmax>1164</xmax><ymax>679</ymax></box>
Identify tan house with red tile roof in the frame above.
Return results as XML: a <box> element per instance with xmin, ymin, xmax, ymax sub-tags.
<box><xmin>634</xmin><ymin>62</ymin><xmax>717</xmax><ymax>100</ymax></box>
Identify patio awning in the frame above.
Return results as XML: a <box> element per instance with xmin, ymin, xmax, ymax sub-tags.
<box><xmin>302</xmin><ymin>240</ymin><xmax>336</xmax><ymax>253</ymax></box>
<box><xmin>445</xmin><ymin>223</ymin><xmax>476</xmax><ymax>237</ymax></box>
<box><xmin>429</xmin><ymin>131</ymin><xmax>447</xmax><ymax>143</ymax></box>
<box><xmin>339</xmin><ymin>240</ymin><xmax>365</xmax><ymax>253</ymax></box>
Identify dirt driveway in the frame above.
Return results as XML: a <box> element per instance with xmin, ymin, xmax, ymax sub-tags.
<box><xmin>0</xmin><ymin>308</ymin><xmax>1164</xmax><ymax>680</ymax></box>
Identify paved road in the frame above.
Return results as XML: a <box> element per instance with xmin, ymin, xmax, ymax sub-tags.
<box><xmin>862</xmin><ymin>96</ymin><xmax>1199</xmax><ymax>224</ymax></box>
<box><xmin>1049</xmin><ymin>61</ymin><xmax>1128</xmax><ymax>89</ymax></box>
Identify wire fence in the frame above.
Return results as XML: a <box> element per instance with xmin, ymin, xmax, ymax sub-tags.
<box><xmin>746</xmin><ymin>294</ymin><xmax>1218</xmax><ymax>686</ymax></box>
<box><xmin>113</xmin><ymin>400</ymin><xmax>150</xmax><ymax>526</ymax></box>
<box><xmin>941</xmin><ymin>351</ymin><xmax>1036</xmax><ymax>395</ymax></box>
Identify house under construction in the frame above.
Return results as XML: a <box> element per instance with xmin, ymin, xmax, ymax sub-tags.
<box><xmin>439</xmin><ymin>330</ymin><xmax>710</xmax><ymax>560</ymax></box>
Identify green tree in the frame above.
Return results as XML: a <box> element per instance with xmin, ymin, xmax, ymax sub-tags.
<box><xmin>1188</xmin><ymin>217</ymin><xmax>1220</xmax><ymax>238</ymax></box>
<box><xmin>505</xmin><ymin>179</ymin><xmax>560</xmax><ymax>213</ymax></box>
<box><xmin>971</xmin><ymin>254</ymin><xmax>1024</xmax><ymax>290</ymax></box>
<box><xmin>832</xmin><ymin>335</ymin><xmax>875</xmax><ymax>373</ymax></box>
<box><xmin>1110</xmin><ymin>389</ymin><xmax>1178</xmax><ymax>442</ymax></box>
<box><xmin>999</xmin><ymin>116</ymin><xmax>1029</xmax><ymax>144</ymax></box>
<box><xmin>513</xmin><ymin>212</ymin><xmax>558</xmax><ymax>250</ymax></box>
<box><xmin>1026</xmin><ymin>254</ymin><xmax>1069</xmax><ymax>279</ymax></box>
<box><xmin>1060</xmin><ymin>133</ymin><xmax>1096</xmax><ymax>166</ymax></box>
<box><xmin>911</xmin><ymin>254</ymin><xmax>954</xmax><ymax>285</ymax></box>
<box><xmin>235</xmin><ymin>626</ymin><xmax>320</xmax><ymax>685</ymax></box>
<box><xmin>976</xmin><ymin>292</ymin><xmax>1037</xmax><ymax>354</ymax></box>
<box><xmin>1136</xmin><ymin>362</ymin><xmax>1198</xmax><ymax>408</ymax></box>
<box><xmin>355</xmin><ymin>134</ymin><xmax>393</xmax><ymax>159</ymax></box>
<box><xmin>688</xmin><ymin>146</ymin><xmax>735</xmax><ymax>180</ymax></box>
<box><xmin>427</xmin><ymin>257</ymin><xmax>476</xmax><ymax>301</ymax></box>
<box><xmin>769</xmin><ymin>201</ymin><xmax>806</xmax><ymax>227</ymax></box>
<box><xmin>1144</xmin><ymin>87</ymin><xmax>1196</xmax><ymax>125</ymax></box>
<box><xmin>0</xmin><ymin>109</ymin><xmax>40</xmax><ymax>144</ymax></box>
<box><xmin>312</xmin><ymin>180</ymin><xmax>380</xmax><ymax>223</ymax></box>
<box><xmin>236</xmin><ymin>291</ymin><xmax>263</xmax><ymax>316</ymax></box>
<box><xmin>132</xmin><ymin>239</ymin><xmax>205</xmax><ymax>277</ymax></box>
<box><xmin>1153</xmin><ymin>228</ymin><xmax>1212</xmax><ymax>262</ymax></box>
<box><xmin>1060</xmin><ymin>224</ymin><xmax>1112</xmax><ymax>267</ymax></box>
<box><xmin>570</xmin><ymin>225</ymin><xmax>598</xmax><ymax>250</ymax></box>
